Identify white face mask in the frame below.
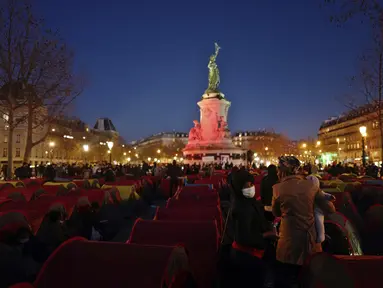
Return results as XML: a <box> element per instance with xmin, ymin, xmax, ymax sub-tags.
<box><xmin>242</xmin><ymin>186</ymin><xmax>255</xmax><ymax>198</ymax></box>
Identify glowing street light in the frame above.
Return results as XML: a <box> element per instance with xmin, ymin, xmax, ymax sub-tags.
<box><xmin>127</xmin><ymin>157</ymin><xmax>131</xmax><ymax>162</ymax></box>
<box><xmin>49</xmin><ymin>141</ymin><xmax>55</xmax><ymax>147</ymax></box>
<box><xmin>157</xmin><ymin>149</ymin><xmax>161</xmax><ymax>154</ymax></box>
<box><xmin>123</xmin><ymin>152</ymin><xmax>127</xmax><ymax>156</ymax></box>
<box><xmin>316</xmin><ymin>141</ymin><xmax>321</xmax><ymax>146</ymax></box>
<box><xmin>359</xmin><ymin>126</ymin><xmax>367</xmax><ymax>137</ymax></box>
<box><xmin>302</xmin><ymin>143</ymin><xmax>307</xmax><ymax>148</ymax></box>
<box><xmin>107</xmin><ymin>141</ymin><xmax>114</xmax><ymax>150</ymax></box>
<box><xmin>265</xmin><ymin>147</ymin><xmax>269</xmax><ymax>151</ymax></box>
<box><xmin>148</xmin><ymin>157</ymin><xmax>152</xmax><ymax>162</ymax></box>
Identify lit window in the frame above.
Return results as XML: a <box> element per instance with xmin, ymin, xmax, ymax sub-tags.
<box><xmin>16</xmin><ymin>148</ymin><xmax>20</xmax><ymax>157</ymax></box>
<box><xmin>16</xmin><ymin>134</ymin><xmax>20</xmax><ymax>143</ymax></box>
<box><xmin>3</xmin><ymin>136</ymin><xmax>7</xmax><ymax>143</ymax></box>
<box><xmin>2</xmin><ymin>148</ymin><xmax>7</xmax><ymax>157</ymax></box>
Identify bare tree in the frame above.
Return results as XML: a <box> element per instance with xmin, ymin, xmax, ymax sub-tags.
<box><xmin>0</xmin><ymin>0</ymin><xmax>82</xmax><ymax>177</ymax></box>
<box><xmin>323</xmin><ymin>0</ymin><xmax>383</xmax><ymax>160</ymax></box>
<box><xmin>323</xmin><ymin>0</ymin><xmax>382</xmax><ymax>28</ymax></box>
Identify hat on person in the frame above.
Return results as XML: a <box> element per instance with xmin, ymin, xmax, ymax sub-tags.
<box><xmin>278</xmin><ymin>156</ymin><xmax>301</xmax><ymax>174</ymax></box>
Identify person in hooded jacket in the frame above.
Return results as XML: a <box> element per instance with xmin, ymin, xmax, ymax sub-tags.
<box><xmin>261</xmin><ymin>164</ymin><xmax>279</xmax><ymax>221</ymax></box>
<box><xmin>36</xmin><ymin>205</ymin><xmax>69</xmax><ymax>261</ymax></box>
<box><xmin>230</xmin><ymin>166</ymin><xmax>272</xmax><ymax>287</ymax></box>
<box><xmin>272</xmin><ymin>156</ymin><xmax>335</xmax><ymax>288</ymax></box>
<box><xmin>0</xmin><ymin>213</ymin><xmax>40</xmax><ymax>287</ymax></box>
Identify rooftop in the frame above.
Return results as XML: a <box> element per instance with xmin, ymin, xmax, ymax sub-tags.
<box><xmin>319</xmin><ymin>103</ymin><xmax>378</xmax><ymax>129</ymax></box>
<box><xmin>234</xmin><ymin>129</ymin><xmax>279</xmax><ymax>137</ymax></box>
<box><xmin>132</xmin><ymin>131</ymin><xmax>188</xmax><ymax>145</ymax></box>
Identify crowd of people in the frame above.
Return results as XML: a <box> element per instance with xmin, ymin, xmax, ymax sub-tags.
<box><xmin>1</xmin><ymin>157</ymin><xmax>381</xmax><ymax>287</ymax></box>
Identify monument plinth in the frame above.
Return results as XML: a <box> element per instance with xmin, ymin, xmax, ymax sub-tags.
<box><xmin>183</xmin><ymin>43</ymin><xmax>245</xmax><ymax>165</ymax></box>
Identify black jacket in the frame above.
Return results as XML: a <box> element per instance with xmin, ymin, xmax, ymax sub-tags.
<box><xmin>260</xmin><ymin>175</ymin><xmax>278</xmax><ymax>207</ymax></box>
<box><xmin>231</xmin><ymin>169</ymin><xmax>269</xmax><ymax>249</ymax></box>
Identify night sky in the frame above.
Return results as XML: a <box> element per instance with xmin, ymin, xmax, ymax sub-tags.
<box><xmin>37</xmin><ymin>0</ymin><xmax>370</xmax><ymax>142</ymax></box>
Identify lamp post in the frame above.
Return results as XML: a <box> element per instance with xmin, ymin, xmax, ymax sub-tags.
<box><xmin>83</xmin><ymin>144</ymin><xmax>89</xmax><ymax>163</ymax></box>
<box><xmin>359</xmin><ymin>126</ymin><xmax>367</xmax><ymax>167</ymax></box>
<box><xmin>107</xmin><ymin>141</ymin><xmax>114</xmax><ymax>164</ymax></box>
<box><xmin>49</xmin><ymin>141</ymin><xmax>55</xmax><ymax>162</ymax></box>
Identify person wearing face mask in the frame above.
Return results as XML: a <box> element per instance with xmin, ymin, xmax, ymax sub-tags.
<box><xmin>230</xmin><ymin>166</ymin><xmax>271</xmax><ymax>287</ymax></box>
<box><xmin>272</xmin><ymin>156</ymin><xmax>335</xmax><ymax>288</ymax></box>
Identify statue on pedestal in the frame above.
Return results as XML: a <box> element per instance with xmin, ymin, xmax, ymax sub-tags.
<box><xmin>188</xmin><ymin>120</ymin><xmax>202</xmax><ymax>141</ymax></box>
<box><xmin>205</xmin><ymin>43</ymin><xmax>221</xmax><ymax>94</ymax></box>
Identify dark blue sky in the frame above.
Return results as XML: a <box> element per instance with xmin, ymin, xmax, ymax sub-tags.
<box><xmin>38</xmin><ymin>0</ymin><xmax>370</xmax><ymax>141</ymax></box>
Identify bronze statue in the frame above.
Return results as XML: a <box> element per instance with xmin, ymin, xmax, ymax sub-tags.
<box><xmin>206</xmin><ymin>42</ymin><xmax>221</xmax><ymax>93</ymax></box>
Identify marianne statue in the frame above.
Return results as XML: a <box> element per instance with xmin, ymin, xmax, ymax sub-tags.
<box><xmin>205</xmin><ymin>42</ymin><xmax>221</xmax><ymax>94</ymax></box>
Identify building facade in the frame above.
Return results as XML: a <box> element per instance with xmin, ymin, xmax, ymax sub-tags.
<box><xmin>130</xmin><ymin>132</ymin><xmax>188</xmax><ymax>163</ymax></box>
<box><xmin>131</xmin><ymin>132</ymin><xmax>188</xmax><ymax>148</ymax></box>
<box><xmin>232</xmin><ymin>130</ymin><xmax>297</xmax><ymax>163</ymax></box>
<box><xmin>318</xmin><ymin>104</ymin><xmax>382</xmax><ymax>164</ymax></box>
<box><xmin>0</xmin><ymin>115</ymin><xmax>126</xmax><ymax>166</ymax></box>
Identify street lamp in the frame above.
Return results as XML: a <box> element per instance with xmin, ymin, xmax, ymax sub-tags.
<box><xmin>107</xmin><ymin>141</ymin><xmax>114</xmax><ymax>164</ymax></box>
<box><xmin>49</xmin><ymin>142</ymin><xmax>55</xmax><ymax>162</ymax></box>
<box><xmin>157</xmin><ymin>149</ymin><xmax>161</xmax><ymax>154</ymax></box>
<box><xmin>359</xmin><ymin>126</ymin><xmax>367</xmax><ymax>167</ymax></box>
<box><xmin>336</xmin><ymin>138</ymin><xmax>340</xmax><ymax>161</ymax></box>
<box><xmin>83</xmin><ymin>144</ymin><xmax>89</xmax><ymax>163</ymax></box>
<box><xmin>316</xmin><ymin>141</ymin><xmax>321</xmax><ymax>146</ymax></box>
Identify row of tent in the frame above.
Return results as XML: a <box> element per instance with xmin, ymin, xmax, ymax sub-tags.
<box><xmin>9</xmin><ymin>179</ymin><xmax>225</xmax><ymax>287</ymax></box>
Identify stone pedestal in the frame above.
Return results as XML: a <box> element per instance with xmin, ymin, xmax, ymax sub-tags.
<box><xmin>183</xmin><ymin>92</ymin><xmax>245</xmax><ymax>165</ymax></box>
<box><xmin>198</xmin><ymin>95</ymin><xmax>230</xmax><ymax>143</ymax></box>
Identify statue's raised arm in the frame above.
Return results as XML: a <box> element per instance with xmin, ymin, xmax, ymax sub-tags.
<box><xmin>214</xmin><ymin>42</ymin><xmax>221</xmax><ymax>58</ymax></box>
